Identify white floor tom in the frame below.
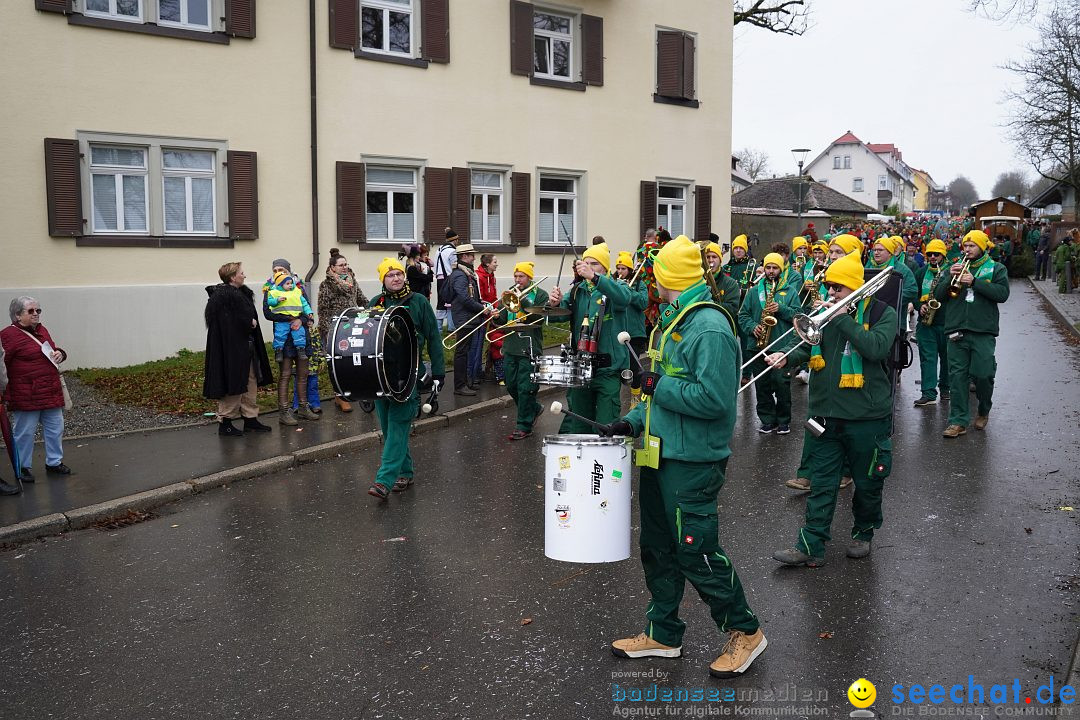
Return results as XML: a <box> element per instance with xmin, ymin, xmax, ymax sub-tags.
<box><xmin>531</xmin><ymin>355</ymin><xmax>592</xmax><ymax>387</ymax></box>
<box><xmin>541</xmin><ymin>434</ymin><xmax>632</xmax><ymax>563</ymax></box>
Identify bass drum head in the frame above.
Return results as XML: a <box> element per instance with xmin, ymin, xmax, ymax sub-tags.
<box><xmin>379</xmin><ymin>306</ymin><xmax>419</xmax><ymax>402</ymax></box>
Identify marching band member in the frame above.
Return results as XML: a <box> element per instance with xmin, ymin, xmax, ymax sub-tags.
<box><xmin>704</xmin><ymin>241</ymin><xmax>741</xmax><ymax>321</ymax></box>
<box><xmin>605</xmin><ymin>235</ymin><xmax>766</xmax><ymax>679</ymax></box>
<box><xmin>723</xmin><ymin>234</ymin><xmax>757</xmax><ymax>299</ymax></box>
<box><xmin>548</xmin><ymin>242</ymin><xmax>631</xmax><ymax>433</ymax></box>
<box><xmin>769</xmin><ymin>249</ymin><xmax>898</xmax><ymax>565</ymax></box>
<box><xmin>935</xmin><ymin>230</ymin><xmax>1009</xmax><ymax>438</ymax></box>
<box><xmin>497</xmin><ymin>262</ymin><xmax>548</xmax><ymax>441</ymax></box>
<box><xmin>366</xmin><ymin>258</ymin><xmax>445</xmax><ymax>500</ymax></box>
<box><xmin>791</xmin><ymin>236</ymin><xmax>809</xmax><ymax>275</ymax></box>
<box><xmin>866</xmin><ymin>236</ymin><xmax>918</xmax><ymax>313</ymax></box>
<box><xmin>737</xmin><ymin>252</ymin><xmax>802</xmax><ymax>434</ymax></box>
<box><xmin>913</xmin><ymin>239</ymin><xmax>951</xmax><ymax>407</ymax></box>
<box><xmin>615</xmin><ymin>251</ymin><xmax>650</xmax><ymax>356</ymax></box>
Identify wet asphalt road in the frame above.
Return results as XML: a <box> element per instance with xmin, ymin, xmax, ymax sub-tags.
<box><xmin>0</xmin><ymin>280</ymin><xmax>1077</xmax><ymax>720</ymax></box>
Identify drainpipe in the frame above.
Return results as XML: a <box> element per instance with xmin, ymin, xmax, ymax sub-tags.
<box><xmin>304</xmin><ymin>0</ymin><xmax>320</xmax><ymax>287</ymax></box>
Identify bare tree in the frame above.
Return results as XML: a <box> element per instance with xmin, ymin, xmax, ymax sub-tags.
<box><xmin>948</xmin><ymin>176</ymin><xmax>979</xmax><ymax>211</ymax></box>
<box><xmin>734</xmin><ymin>147</ymin><xmax>771</xmax><ymax>181</ymax></box>
<box><xmin>991</xmin><ymin>170</ymin><xmax>1029</xmax><ymax>200</ymax></box>
<box><xmin>967</xmin><ymin>0</ymin><xmax>1041</xmax><ymax>20</ymax></box>
<box><xmin>734</xmin><ymin>0</ymin><xmax>810</xmax><ymax>36</ymax></box>
<box><xmin>1002</xmin><ymin>0</ymin><xmax>1080</xmax><ymax>201</ymax></box>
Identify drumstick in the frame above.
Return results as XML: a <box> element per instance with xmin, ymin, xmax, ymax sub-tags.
<box><xmin>617</xmin><ymin>331</ymin><xmax>645</xmax><ymax>375</ymax></box>
<box><xmin>422</xmin><ymin>403</ymin><xmax>433</xmax><ymax>414</ymax></box>
<box><xmin>549</xmin><ymin>401</ymin><xmax>607</xmax><ymax>433</ymax></box>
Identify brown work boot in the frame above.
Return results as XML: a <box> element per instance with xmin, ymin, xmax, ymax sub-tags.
<box><xmin>279</xmin><ymin>407</ymin><xmax>298</xmax><ymax>426</ymax></box>
<box><xmin>785</xmin><ymin>477</ymin><xmax>810</xmax><ymax>491</ymax></box>
<box><xmin>839</xmin><ymin>476</ymin><xmax>854</xmax><ymax>489</ymax></box>
<box><xmin>709</xmin><ymin>629</ymin><xmax>767</xmax><ymax>678</ymax></box>
<box><xmin>335</xmin><ymin>396</ymin><xmax>353</xmax><ymax>413</ymax></box>
<box><xmin>610</xmin><ymin>633</ymin><xmax>682</xmax><ymax>659</ymax></box>
<box><xmin>974</xmin><ymin>415</ymin><xmax>989</xmax><ymax>430</ymax></box>
<box><xmin>942</xmin><ymin>424</ymin><xmax>967</xmax><ymax>438</ymax></box>
<box><xmin>297</xmin><ymin>403</ymin><xmax>321</xmax><ymax>421</ymax></box>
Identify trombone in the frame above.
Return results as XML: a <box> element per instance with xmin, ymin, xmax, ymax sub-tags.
<box><xmin>738</xmin><ymin>267</ymin><xmax>894</xmax><ymax>393</ymax></box>
<box><xmin>442</xmin><ymin>276</ymin><xmax>548</xmax><ymax>350</ymax></box>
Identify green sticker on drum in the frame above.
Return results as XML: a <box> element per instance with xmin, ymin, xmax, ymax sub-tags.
<box><xmin>612</xmin><ymin>469</ymin><xmax>623</xmax><ymax>479</ymax></box>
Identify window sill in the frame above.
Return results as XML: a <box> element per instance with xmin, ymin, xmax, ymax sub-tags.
<box><xmin>530</xmin><ymin>76</ymin><xmax>587</xmax><ymax>92</ymax></box>
<box><xmin>68</xmin><ymin>13</ymin><xmax>230</xmax><ymax>43</ymax></box>
<box><xmin>652</xmin><ymin>94</ymin><xmax>699</xmax><ymax>109</ymax></box>
<box><xmin>355</xmin><ymin>49</ymin><xmax>429</xmax><ymax>68</ymax></box>
<box><xmin>76</xmin><ymin>235</ymin><xmax>235</xmax><ymax>248</ymax></box>
<box><xmin>534</xmin><ymin>244</ymin><xmax>586</xmax><ymax>255</ymax></box>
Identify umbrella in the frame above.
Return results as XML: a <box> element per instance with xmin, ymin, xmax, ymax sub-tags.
<box><xmin>0</xmin><ymin>401</ymin><xmax>22</xmax><ymax>488</ymax></box>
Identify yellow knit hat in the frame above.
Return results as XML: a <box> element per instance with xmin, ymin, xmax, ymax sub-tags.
<box><xmin>964</xmin><ymin>230</ymin><xmax>989</xmax><ymax>251</ymax></box>
<box><xmin>825</xmin><ymin>249</ymin><xmax>866</xmax><ymax>291</ymax></box>
<box><xmin>874</xmin><ymin>236</ymin><xmax>899</xmax><ymax>254</ymax></box>
<box><xmin>925</xmin><ymin>239</ymin><xmax>948</xmax><ymax>255</ymax></box>
<box><xmin>704</xmin><ymin>241</ymin><xmax>723</xmax><ymax>259</ymax></box>
<box><xmin>582</xmin><ymin>242</ymin><xmax>611</xmax><ymax>272</ymax></box>
<box><xmin>513</xmin><ymin>261</ymin><xmax>535</xmax><ymax>278</ymax></box>
<box><xmin>732</xmin><ymin>234</ymin><xmax>749</xmax><ymax>251</ymax></box>
<box><xmin>830</xmin><ymin>234</ymin><xmax>863</xmax><ymax>256</ymax></box>
<box><xmin>792</xmin><ymin>236</ymin><xmax>808</xmax><ymax>252</ymax></box>
<box><xmin>653</xmin><ymin>235</ymin><xmax>703</xmax><ymax>291</ymax></box>
<box><xmin>272</xmin><ymin>271</ymin><xmax>290</xmax><ymax>287</ymax></box>
<box><xmin>762</xmin><ymin>252</ymin><xmax>785</xmax><ymax>270</ymax></box>
<box><xmin>812</xmin><ymin>241</ymin><xmax>829</xmax><ymax>253</ymax></box>
<box><xmin>615</xmin><ymin>251</ymin><xmax>634</xmax><ymax>270</ymax></box>
<box><xmin>377</xmin><ymin>257</ymin><xmax>405</xmax><ymax>283</ymax></box>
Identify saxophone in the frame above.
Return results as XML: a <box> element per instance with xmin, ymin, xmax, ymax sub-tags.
<box><xmin>755</xmin><ymin>279</ymin><xmax>779</xmax><ymax>349</ymax></box>
<box><xmin>922</xmin><ymin>264</ymin><xmax>943</xmax><ymax>326</ymax></box>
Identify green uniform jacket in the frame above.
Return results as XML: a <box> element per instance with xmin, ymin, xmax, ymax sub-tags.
<box><xmin>913</xmin><ymin>264</ymin><xmax>948</xmax><ymax>327</ymax></box>
<box><xmin>496</xmin><ymin>286</ymin><xmax>549</xmax><ymax>358</ymax></box>
<box><xmin>711</xmin><ymin>271</ymin><xmax>741</xmax><ymax>322</ymax></box>
<box><xmin>933</xmin><ymin>257</ymin><xmax>1009</xmax><ymax>336</ymax></box>
<box><xmin>737</xmin><ymin>275</ymin><xmax>802</xmax><ymax>354</ymax></box>
<box><xmin>625</xmin><ymin>281</ymin><xmax>738</xmax><ymax>462</ymax></box>
<box><xmin>786</xmin><ymin>302</ymin><xmax>898</xmax><ymax>420</ymax></box>
<box><xmin>1054</xmin><ymin>242</ymin><xmax>1074</xmax><ymax>272</ymax></box>
<box><xmin>369</xmin><ymin>291</ymin><xmax>445</xmax><ymax>376</ymax></box>
<box><xmin>558</xmin><ymin>274</ymin><xmax>631</xmax><ymax>370</ymax></box>
<box><xmin>724</xmin><ymin>257</ymin><xmax>755</xmax><ymax>288</ymax></box>
<box><xmin>621</xmin><ymin>278</ymin><xmax>649</xmax><ymax>339</ymax></box>
<box><xmin>867</xmin><ymin>257</ymin><xmax>918</xmax><ymax>309</ymax></box>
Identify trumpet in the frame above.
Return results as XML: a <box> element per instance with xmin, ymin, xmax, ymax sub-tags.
<box><xmin>442</xmin><ymin>276</ymin><xmax>549</xmax><ymax>350</ymax></box>
<box><xmin>947</xmin><ymin>259</ymin><xmax>971</xmax><ymax>299</ymax></box>
<box><xmin>739</xmin><ymin>267</ymin><xmax>894</xmax><ymax>392</ymax></box>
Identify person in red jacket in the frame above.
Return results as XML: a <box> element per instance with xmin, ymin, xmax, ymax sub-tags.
<box><xmin>1</xmin><ymin>296</ymin><xmax>71</xmax><ymax>481</ymax></box>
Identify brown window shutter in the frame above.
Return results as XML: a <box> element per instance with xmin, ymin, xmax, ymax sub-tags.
<box><xmin>329</xmin><ymin>0</ymin><xmax>358</xmax><ymax>50</ymax></box>
<box><xmin>227</xmin><ymin>151</ymin><xmax>259</xmax><ymax>240</ymax></box>
<box><xmin>682</xmin><ymin>33</ymin><xmax>695</xmax><ymax>100</ymax></box>
<box><xmin>451</xmin><ymin>167</ymin><xmax>471</xmax><ymax>240</ymax></box>
<box><xmin>640</xmin><ymin>181</ymin><xmax>657</xmax><ymax>239</ymax></box>
<box><xmin>424</xmin><ymin>167</ymin><xmax>452</xmax><ymax>244</ymax></box>
<box><xmin>420</xmin><ymin>0</ymin><xmax>450</xmax><ymax>63</ymax></box>
<box><xmin>511</xmin><ymin>172</ymin><xmax>530</xmax><ymax>246</ymax></box>
<box><xmin>581</xmin><ymin>14</ymin><xmax>603</xmax><ymax>86</ymax></box>
<box><xmin>225</xmin><ymin>0</ymin><xmax>256</xmax><ymax>38</ymax></box>
<box><xmin>35</xmin><ymin>0</ymin><xmax>71</xmax><ymax>12</ymax></box>
<box><xmin>694</xmin><ymin>185</ymin><xmax>712</xmax><ymax>241</ymax></box>
<box><xmin>43</xmin><ymin>138</ymin><xmax>82</xmax><ymax>238</ymax></box>
<box><xmin>336</xmin><ymin>161</ymin><xmax>366</xmax><ymax>243</ymax></box>
<box><xmin>656</xmin><ymin>31</ymin><xmax>682</xmax><ymax>98</ymax></box>
<box><xmin>509</xmin><ymin>1</ymin><xmax>533</xmax><ymax>76</ymax></box>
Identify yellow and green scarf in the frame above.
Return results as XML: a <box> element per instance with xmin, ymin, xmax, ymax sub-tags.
<box><xmin>809</xmin><ymin>296</ymin><xmax>873</xmax><ymax>388</ymax></box>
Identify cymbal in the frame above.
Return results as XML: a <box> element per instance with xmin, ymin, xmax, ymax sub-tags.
<box><xmin>523</xmin><ymin>305</ymin><xmax>571</xmax><ymax>318</ymax></box>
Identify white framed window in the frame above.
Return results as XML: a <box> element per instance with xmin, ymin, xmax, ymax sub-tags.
<box><xmin>85</xmin><ymin>0</ymin><xmax>142</xmax><ymax>21</ymax></box>
<box><xmin>853</xmin><ymin>178</ymin><xmax>864</xmax><ymax>193</ymax></box>
<box><xmin>90</xmin><ymin>145</ymin><xmax>149</xmax><ymax>233</ymax></box>
<box><xmin>832</xmin><ymin>156</ymin><xmax>841</xmax><ymax>170</ymax></box>
<box><xmin>533</xmin><ymin>10</ymin><xmax>573</xmax><ymax>80</ymax></box>
<box><xmin>361</xmin><ymin>0</ymin><xmax>415</xmax><ymax>56</ymax></box>
<box><xmin>158</xmin><ymin>0</ymin><xmax>211</xmax><ymax>30</ymax></box>
<box><xmin>843</xmin><ymin>155</ymin><xmax>852</xmax><ymax>169</ymax></box>
<box><xmin>366</xmin><ymin>166</ymin><xmax>417</xmax><ymax>242</ymax></box>
<box><xmin>162</xmin><ymin>149</ymin><xmax>216</xmax><ymax>234</ymax></box>
<box><xmin>538</xmin><ymin>175</ymin><xmax>577</xmax><ymax>246</ymax></box>
<box><xmin>818</xmin><ymin>178</ymin><xmax>828</xmax><ymax>186</ymax></box>
<box><xmin>470</xmin><ymin>171</ymin><xmax>504</xmax><ymax>244</ymax></box>
<box><xmin>878</xmin><ymin>175</ymin><xmax>887</xmax><ymax>190</ymax></box>
<box><xmin>657</xmin><ymin>184</ymin><xmax>687</xmax><ymax>237</ymax></box>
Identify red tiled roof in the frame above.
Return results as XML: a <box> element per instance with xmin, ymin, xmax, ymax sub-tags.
<box><xmin>868</xmin><ymin>143</ymin><xmax>902</xmax><ymax>160</ymax></box>
<box><xmin>833</xmin><ymin>130</ymin><xmax>861</xmax><ymax>145</ymax></box>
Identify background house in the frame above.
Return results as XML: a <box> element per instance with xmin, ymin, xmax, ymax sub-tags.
<box><xmin>804</xmin><ymin>131</ymin><xmax>918</xmax><ymax>214</ymax></box>
<box><xmin>2</xmin><ymin>0</ymin><xmax>732</xmax><ymax>368</ymax></box>
<box><xmin>731</xmin><ymin>155</ymin><xmax>753</xmax><ymax>194</ymax></box>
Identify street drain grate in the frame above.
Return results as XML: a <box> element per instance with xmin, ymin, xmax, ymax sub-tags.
<box><xmin>92</xmin><ymin>509</ymin><xmax>158</xmax><ymax>530</ymax></box>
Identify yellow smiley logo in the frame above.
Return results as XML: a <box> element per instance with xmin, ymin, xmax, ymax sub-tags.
<box><xmin>847</xmin><ymin>678</ymin><xmax>876</xmax><ymax>708</ymax></box>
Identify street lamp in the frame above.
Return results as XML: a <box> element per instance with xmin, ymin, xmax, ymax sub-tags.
<box><xmin>791</xmin><ymin>148</ymin><xmax>811</xmax><ymax>224</ymax></box>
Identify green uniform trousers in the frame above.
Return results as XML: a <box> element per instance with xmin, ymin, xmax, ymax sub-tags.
<box><xmin>916</xmin><ymin>323</ymin><xmax>950</xmax><ymax>400</ymax></box>
<box><xmin>373</xmin><ymin>391</ymin><xmax>419</xmax><ymax>490</ymax></box>
<box><xmin>749</xmin><ymin>357</ymin><xmax>791</xmax><ymax>426</ymax></box>
<box><xmin>795</xmin><ymin>428</ymin><xmax>851</xmax><ymax>481</ymax></box>
<box><xmin>559</xmin><ymin>369</ymin><xmax>623</xmax><ymax>434</ymax></box>
<box><xmin>946</xmin><ymin>332</ymin><xmax>996</xmax><ymax>427</ymax></box>
<box><xmin>797</xmin><ymin>416</ymin><xmax>892</xmax><ymax>558</ymax></box>
<box><xmin>640</xmin><ymin>458</ymin><xmax>759</xmax><ymax>647</ymax></box>
<box><xmin>504</xmin><ymin>354</ymin><xmax>541</xmax><ymax>432</ymax></box>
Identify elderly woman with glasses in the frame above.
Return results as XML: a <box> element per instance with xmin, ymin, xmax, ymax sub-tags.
<box><xmin>1</xmin><ymin>296</ymin><xmax>71</xmax><ymax>481</ymax></box>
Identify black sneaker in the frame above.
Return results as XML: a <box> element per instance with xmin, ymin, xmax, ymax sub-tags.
<box><xmin>913</xmin><ymin>395</ymin><xmax>937</xmax><ymax>407</ymax></box>
<box><xmin>392</xmin><ymin>476</ymin><xmax>414</xmax><ymax>493</ymax></box>
<box><xmin>758</xmin><ymin>423</ymin><xmax>777</xmax><ymax>434</ymax></box>
<box><xmin>940</xmin><ymin>389</ymin><xmax>951</xmax><ymax>401</ymax></box>
<box><xmin>454</xmin><ymin>387</ymin><xmax>477</xmax><ymax>396</ymax></box>
<box><xmin>776</xmin><ymin>424</ymin><xmax>791</xmax><ymax>434</ymax></box>
<box><xmin>20</xmin><ymin>469</ymin><xmax>35</xmax><ymax>483</ymax></box>
<box><xmin>243</xmin><ymin>417</ymin><xmax>272</xmax><ymax>432</ymax></box>
<box><xmin>46</xmin><ymin>463</ymin><xmax>72</xmax><ymax>476</ymax></box>
<box><xmin>0</xmin><ymin>481</ymin><xmax>20</xmax><ymax>496</ymax></box>
<box><xmin>219</xmin><ymin>419</ymin><xmax>244</xmax><ymax>437</ymax></box>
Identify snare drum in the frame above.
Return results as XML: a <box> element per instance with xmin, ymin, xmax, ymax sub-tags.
<box><xmin>530</xmin><ymin>354</ymin><xmax>593</xmax><ymax>387</ymax></box>
<box><xmin>327</xmin><ymin>306</ymin><xmax>419</xmax><ymax>402</ymax></box>
<box><xmin>541</xmin><ymin>434</ymin><xmax>633</xmax><ymax>563</ymax></box>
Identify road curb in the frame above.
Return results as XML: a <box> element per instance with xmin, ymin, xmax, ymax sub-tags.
<box><xmin>1</xmin><ymin>384</ymin><xmax>567</xmax><ymax>545</ymax></box>
<box><xmin>1029</xmin><ymin>278</ymin><xmax>1080</xmax><ymax>339</ymax></box>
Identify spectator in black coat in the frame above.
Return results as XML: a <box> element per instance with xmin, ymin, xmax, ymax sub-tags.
<box><xmin>446</xmin><ymin>244</ymin><xmax>491</xmax><ymax>395</ymax></box>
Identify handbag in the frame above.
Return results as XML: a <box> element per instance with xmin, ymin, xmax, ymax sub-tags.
<box><xmin>16</xmin><ymin>326</ymin><xmax>71</xmax><ymax>411</ymax></box>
